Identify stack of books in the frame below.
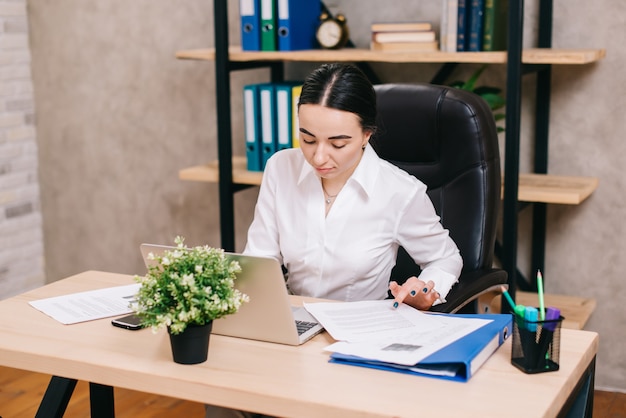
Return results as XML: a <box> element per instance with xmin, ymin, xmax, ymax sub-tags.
<box><xmin>370</xmin><ymin>22</ymin><xmax>438</xmax><ymax>52</ymax></box>
<box><xmin>440</xmin><ymin>0</ymin><xmax>508</xmax><ymax>52</ymax></box>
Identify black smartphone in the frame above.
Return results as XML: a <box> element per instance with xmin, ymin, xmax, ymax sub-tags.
<box><xmin>111</xmin><ymin>313</ymin><xmax>144</xmax><ymax>330</ymax></box>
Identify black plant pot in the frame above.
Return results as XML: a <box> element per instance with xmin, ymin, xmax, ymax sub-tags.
<box><xmin>168</xmin><ymin>321</ymin><xmax>213</xmax><ymax>365</ymax></box>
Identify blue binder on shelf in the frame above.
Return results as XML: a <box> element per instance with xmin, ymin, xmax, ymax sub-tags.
<box><xmin>277</xmin><ymin>0</ymin><xmax>322</xmax><ymax>51</ymax></box>
<box><xmin>240</xmin><ymin>0</ymin><xmax>261</xmax><ymax>51</ymax></box>
<box><xmin>329</xmin><ymin>313</ymin><xmax>512</xmax><ymax>382</ymax></box>
<box><xmin>243</xmin><ymin>84</ymin><xmax>262</xmax><ymax>171</ymax></box>
<box><xmin>260</xmin><ymin>0</ymin><xmax>277</xmax><ymax>51</ymax></box>
<box><xmin>274</xmin><ymin>82</ymin><xmax>301</xmax><ymax>152</ymax></box>
<box><xmin>259</xmin><ymin>83</ymin><xmax>277</xmax><ymax>169</ymax></box>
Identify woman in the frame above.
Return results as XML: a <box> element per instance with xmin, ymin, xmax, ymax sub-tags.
<box><xmin>205</xmin><ymin>63</ymin><xmax>463</xmax><ymax>418</ymax></box>
<box><xmin>244</xmin><ymin>63</ymin><xmax>462</xmax><ymax>311</ymax></box>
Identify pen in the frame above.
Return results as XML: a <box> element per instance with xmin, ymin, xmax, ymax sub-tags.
<box><xmin>537</xmin><ymin>270</ymin><xmax>546</xmax><ymax>321</ymax></box>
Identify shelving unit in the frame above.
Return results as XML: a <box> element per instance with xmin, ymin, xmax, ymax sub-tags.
<box><xmin>176</xmin><ymin>0</ymin><xmax>605</xmax><ymax>303</ymax></box>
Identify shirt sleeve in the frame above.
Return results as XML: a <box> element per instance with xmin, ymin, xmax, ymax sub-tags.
<box><xmin>243</xmin><ymin>156</ymin><xmax>283</xmax><ymax>265</ymax></box>
<box><xmin>396</xmin><ymin>183</ymin><xmax>463</xmax><ymax>303</ymax></box>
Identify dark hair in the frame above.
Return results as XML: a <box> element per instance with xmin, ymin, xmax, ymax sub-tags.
<box><xmin>298</xmin><ymin>63</ymin><xmax>377</xmax><ymax>135</ymax></box>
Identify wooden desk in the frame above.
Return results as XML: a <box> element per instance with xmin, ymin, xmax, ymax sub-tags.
<box><xmin>0</xmin><ymin>271</ymin><xmax>598</xmax><ymax>418</ymax></box>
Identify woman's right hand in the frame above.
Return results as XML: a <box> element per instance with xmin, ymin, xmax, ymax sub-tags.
<box><xmin>389</xmin><ymin>276</ymin><xmax>440</xmax><ymax>311</ymax></box>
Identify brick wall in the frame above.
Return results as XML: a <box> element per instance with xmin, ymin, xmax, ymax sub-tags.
<box><xmin>0</xmin><ymin>0</ymin><xmax>45</xmax><ymax>299</ymax></box>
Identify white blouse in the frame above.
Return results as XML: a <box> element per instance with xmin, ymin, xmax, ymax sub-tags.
<box><xmin>244</xmin><ymin>145</ymin><xmax>462</xmax><ymax>303</ymax></box>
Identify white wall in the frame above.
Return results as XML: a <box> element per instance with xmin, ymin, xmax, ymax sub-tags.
<box><xmin>0</xmin><ymin>0</ymin><xmax>45</xmax><ymax>298</ymax></box>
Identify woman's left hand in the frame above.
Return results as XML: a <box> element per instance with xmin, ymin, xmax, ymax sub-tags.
<box><xmin>389</xmin><ymin>276</ymin><xmax>440</xmax><ymax>311</ymax></box>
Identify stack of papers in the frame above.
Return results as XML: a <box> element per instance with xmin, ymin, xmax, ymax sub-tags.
<box><xmin>304</xmin><ymin>300</ymin><xmax>512</xmax><ymax>382</ymax></box>
<box><xmin>29</xmin><ymin>284</ymin><xmax>139</xmax><ymax>324</ymax></box>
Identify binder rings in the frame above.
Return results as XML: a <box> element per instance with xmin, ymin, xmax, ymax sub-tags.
<box><xmin>240</xmin><ymin>0</ymin><xmax>261</xmax><ymax>51</ymax></box>
<box><xmin>329</xmin><ymin>313</ymin><xmax>512</xmax><ymax>382</ymax></box>
<box><xmin>243</xmin><ymin>84</ymin><xmax>262</xmax><ymax>171</ymax></box>
<box><xmin>260</xmin><ymin>0</ymin><xmax>277</xmax><ymax>51</ymax></box>
<box><xmin>277</xmin><ymin>0</ymin><xmax>322</xmax><ymax>51</ymax></box>
<box><xmin>259</xmin><ymin>83</ymin><xmax>277</xmax><ymax>168</ymax></box>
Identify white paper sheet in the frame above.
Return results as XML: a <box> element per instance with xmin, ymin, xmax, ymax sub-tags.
<box><xmin>304</xmin><ymin>300</ymin><xmax>489</xmax><ymax>366</ymax></box>
<box><xmin>29</xmin><ymin>284</ymin><xmax>140</xmax><ymax>324</ymax></box>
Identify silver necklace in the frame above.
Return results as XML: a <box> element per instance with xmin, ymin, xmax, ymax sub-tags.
<box><xmin>322</xmin><ymin>184</ymin><xmax>338</xmax><ymax>205</ymax></box>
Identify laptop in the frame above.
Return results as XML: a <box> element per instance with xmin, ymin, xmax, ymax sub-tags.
<box><xmin>140</xmin><ymin>244</ymin><xmax>324</xmax><ymax>345</ymax></box>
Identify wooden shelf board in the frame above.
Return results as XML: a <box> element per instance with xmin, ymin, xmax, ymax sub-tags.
<box><xmin>175</xmin><ymin>47</ymin><xmax>606</xmax><ymax>65</ymax></box>
<box><xmin>179</xmin><ymin>157</ymin><xmax>262</xmax><ymax>186</ymax></box>
<box><xmin>490</xmin><ymin>291</ymin><xmax>596</xmax><ymax>330</ymax></box>
<box><xmin>515</xmin><ymin>173</ymin><xmax>598</xmax><ymax>204</ymax></box>
<box><xmin>180</xmin><ymin>159</ymin><xmax>598</xmax><ymax>206</ymax></box>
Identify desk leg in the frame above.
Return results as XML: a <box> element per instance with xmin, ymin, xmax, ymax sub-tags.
<box><xmin>35</xmin><ymin>376</ymin><xmax>77</xmax><ymax>418</ymax></box>
<box><xmin>89</xmin><ymin>382</ymin><xmax>115</xmax><ymax>418</ymax></box>
<box><xmin>562</xmin><ymin>356</ymin><xmax>596</xmax><ymax>418</ymax></box>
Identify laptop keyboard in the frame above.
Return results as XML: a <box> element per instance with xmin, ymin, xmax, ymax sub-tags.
<box><xmin>296</xmin><ymin>320</ymin><xmax>318</xmax><ymax>335</ymax></box>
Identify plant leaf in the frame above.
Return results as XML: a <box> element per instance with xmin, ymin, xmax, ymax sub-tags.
<box><xmin>480</xmin><ymin>93</ymin><xmax>506</xmax><ymax>110</ymax></box>
<box><xmin>464</xmin><ymin>65</ymin><xmax>487</xmax><ymax>91</ymax></box>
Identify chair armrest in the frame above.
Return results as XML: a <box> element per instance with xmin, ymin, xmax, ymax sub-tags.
<box><xmin>429</xmin><ymin>268</ymin><xmax>508</xmax><ymax>314</ymax></box>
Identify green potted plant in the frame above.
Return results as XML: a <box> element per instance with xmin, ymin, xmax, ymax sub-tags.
<box><xmin>133</xmin><ymin>236</ymin><xmax>249</xmax><ymax>364</ymax></box>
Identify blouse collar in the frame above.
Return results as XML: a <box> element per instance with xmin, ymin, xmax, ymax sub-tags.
<box><xmin>296</xmin><ymin>143</ymin><xmax>381</xmax><ymax>200</ymax></box>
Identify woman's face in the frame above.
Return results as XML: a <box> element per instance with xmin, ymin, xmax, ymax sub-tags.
<box><xmin>298</xmin><ymin>104</ymin><xmax>371</xmax><ymax>183</ymax></box>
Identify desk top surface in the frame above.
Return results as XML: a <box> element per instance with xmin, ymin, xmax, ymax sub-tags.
<box><xmin>0</xmin><ymin>271</ymin><xmax>598</xmax><ymax>418</ymax></box>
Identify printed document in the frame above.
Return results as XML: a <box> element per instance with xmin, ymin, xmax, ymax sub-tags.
<box><xmin>304</xmin><ymin>300</ymin><xmax>489</xmax><ymax>366</ymax></box>
<box><xmin>29</xmin><ymin>284</ymin><xmax>140</xmax><ymax>324</ymax></box>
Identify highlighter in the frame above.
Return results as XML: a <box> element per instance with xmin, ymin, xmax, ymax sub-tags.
<box><xmin>535</xmin><ymin>307</ymin><xmax>562</xmax><ymax>369</ymax></box>
<box><xmin>524</xmin><ymin>307</ymin><xmax>539</xmax><ymax>332</ymax></box>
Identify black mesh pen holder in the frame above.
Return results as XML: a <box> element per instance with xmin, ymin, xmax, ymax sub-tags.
<box><xmin>511</xmin><ymin>315</ymin><xmax>563</xmax><ymax>374</ymax></box>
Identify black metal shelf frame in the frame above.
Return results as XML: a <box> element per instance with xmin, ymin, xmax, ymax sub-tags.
<box><xmin>500</xmin><ymin>0</ymin><xmax>554</xmax><ymax>300</ymax></box>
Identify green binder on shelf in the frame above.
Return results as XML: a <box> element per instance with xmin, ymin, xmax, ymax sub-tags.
<box><xmin>260</xmin><ymin>0</ymin><xmax>277</xmax><ymax>51</ymax></box>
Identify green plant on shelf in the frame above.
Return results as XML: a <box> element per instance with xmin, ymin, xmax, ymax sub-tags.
<box><xmin>448</xmin><ymin>65</ymin><xmax>506</xmax><ymax>133</ymax></box>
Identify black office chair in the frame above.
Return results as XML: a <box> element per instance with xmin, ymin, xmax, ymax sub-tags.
<box><xmin>371</xmin><ymin>83</ymin><xmax>507</xmax><ymax>314</ymax></box>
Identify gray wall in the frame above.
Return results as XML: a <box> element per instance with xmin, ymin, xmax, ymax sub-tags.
<box><xmin>22</xmin><ymin>0</ymin><xmax>626</xmax><ymax>391</ymax></box>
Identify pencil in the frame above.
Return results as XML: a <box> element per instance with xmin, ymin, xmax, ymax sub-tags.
<box><xmin>537</xmin><ymin>270</ymin><xmax>546</xmax><ymax>320</ymax></box>
<box><xmin>501</xmin><ymin>285</ymin><xmax>516</xmax><ymax>311</ymax></box>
